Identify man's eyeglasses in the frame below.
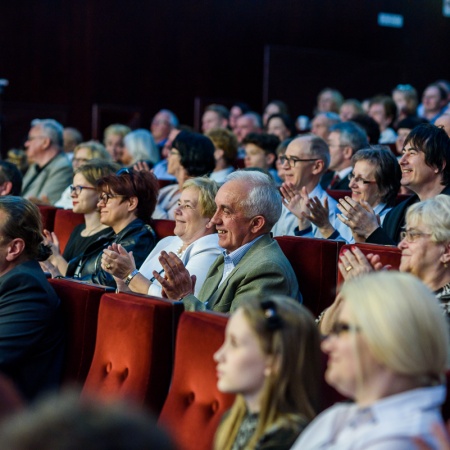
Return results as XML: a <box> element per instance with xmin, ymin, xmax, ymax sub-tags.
<box><xmin>98</xmin><ymin>192</ymin><xmax>125</xmax><ymax>205</ymax></box>
<box><xmin>400</xmin><ymin>229</ymin><xmax>432</xmax><ymax>243</ymax></box>
<box><xmin>328</xmin><ymin>321</ymin><xmax>360</xmax><ymax>337</ymax></box>
<box><xmin>69</xmin><ymin>185</ymin><xmax>96</xmax><ymax>195</ymax></box>
<box><xmin>347</xmin><ymin>173</ymin><xmax>377</xmax><ymax>185</ymax></box>
<box><xmin>279</xmin><ymin>155</ymin><xmax>319</xmax><ymax>167</ymax></box>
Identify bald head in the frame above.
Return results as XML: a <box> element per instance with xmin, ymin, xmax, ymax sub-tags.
<box><xmin>435</xmin><ymin>114</ymin><xmax>450</xmax><ymax>138</ymax></box>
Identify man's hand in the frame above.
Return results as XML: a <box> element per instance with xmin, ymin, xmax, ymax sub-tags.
<box><xmin>337</xmin><ymin>197</ymin><xmax>380</xmax><ymax>240</ymax></box>
<box><xmin>280</xmin><ymin>183</ymin><xmax>311</xmax><ymax>230</ymax></box>
<box><xmin>152</xmin><ymin>251</ymin><xmax>196</xmax><ymax>299</ymax></box>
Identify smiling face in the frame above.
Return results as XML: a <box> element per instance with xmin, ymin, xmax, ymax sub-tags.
<box><xmin>173</xmin><ymin>187</ymin><xmax>210</xmax><ymax>245</ymax></box>
<box><xmin>349</xmin><ymin>160</ymin><xmax>380</xmax><ymax>207</ymax></box>
<box><xmin>214</xmin><ymin>308</ymin><xmax>270</xmax><ymax>411</ymax></box>
<box><xmin>209</xmin><ymin>179</ymin><xmax>258</xmax><ymax>253</ymax></box>
<box><xmin>71</xmin><ymin>173</ymin><xmax>98</xmax><ymax>214</ymax></box>
<box><xmin>105</xmin><ymin>133</ymin><xmax>125</xmax><ymax>162</ymax></box>
<box><xmin>97</xmin><ymin>190</ymin><xmax>134</xmax><ymax>232</ymax></box>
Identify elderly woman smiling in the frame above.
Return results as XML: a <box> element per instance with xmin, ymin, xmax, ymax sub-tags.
<box><xmin>292</xmin><ymin>271</ymin><xmax>449</xmax><ymax>449</ymax></box>
<box><xmin>102</xmin><ymin>177</ymin><xmax>222</xmax><ymax>297</ymax></box>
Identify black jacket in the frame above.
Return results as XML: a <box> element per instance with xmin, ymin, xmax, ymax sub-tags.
<box><xmin>366</xmin><ymin>184</ymin><xmax>450</xmax><ymax>245</ymax></box>
<box><xmin>69</xmin><ymin>219</ymin><xmax>156</xmax><ymax>288</ymax></box>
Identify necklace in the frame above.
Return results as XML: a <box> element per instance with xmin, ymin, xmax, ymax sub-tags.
<box><xmin>176</xmin><ymin>243</ymin><xmax>188</xmax><ymax>258</ymax></box>
<box><xmin>82</xmin><ymin>223</ymin><xmax>105</xmax><ymax>237</ymax></box>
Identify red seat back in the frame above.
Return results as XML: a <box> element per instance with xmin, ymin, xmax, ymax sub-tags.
<box><xmin>326</xmin><ymin>189</ymin><xmax>351</xmax><ymax>202</ymax></box>
<box><xmin>337</xmin><ymin>243</ymin><xmax>401</xmax><ymax>286</ymax></box>
<box><xmin>83</xmin><ymin>292</ymin><xmax>183</xmax><ymax>414</ymax></box>
<box><xmin>275</xmin><ymin>236</ymin><xmax>344</xmax><ymax>316</ymax></box>
<box><xmin>48</xmin><ymin>278</ymin><xmax>113</xmax><ymax>386</ymax></box>
<box><xmin>53</xmin><ymin>208</ymin><xmax>85</xmax><ymax>254</ymax></box>
<box><xmin>37</xmin><ymin>205</ymin><xmax>58</xmax><ymax>232</ymax></box>
<box><xmin>158</xmin><ymin>312</ymin><xmax>235</xmax><ymax>450</ymax></box>
<box><xmin>152</xmin><ymin>219</ymin><xmax>176</xmax><ymax>240</ymax></box>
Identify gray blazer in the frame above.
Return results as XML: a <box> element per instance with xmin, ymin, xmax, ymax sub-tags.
<box><xmin>182</xmin><ymin>233</ymin><xmax>301</xmax><ymax>313</ymax></box>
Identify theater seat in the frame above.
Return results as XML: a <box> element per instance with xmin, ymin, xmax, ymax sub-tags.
<box><xmin>48</xmin><ymin>278</ymin><xmax>114</xmax><ymax>386</ymax></box>
<box><xmin>275</xmin><ymin>236</ymin><xmax>344</xmax><ymax>316</ymax></box>
<box><xmin>152</xmin><ymin>219</ymin><xmax>175</xmax><ymax>240</ymax></box>
<box><xmin>53</xmin><ymin>209</ymin><xmax>85</xmax><ymax>254</ymax></box>
<box><xmin>326</xmin><ymin>189</ymin><xmax>351</xmax><ymax>202</ymax></box>
<box><xmin>158</xmin><ymin>311</ymin><xmax>235</xmax><ymax>450</ymax></box>
<box><xmin>82</xmin><ymin>292</ymin><xmax>183</xmax><ymax>414</ymax></box>
<box><xmin>37</xmin><ymin>205</ymin><xmax>58</xmax><ymax>232</ymax></box>
<box><xmin>337</xmin><ymin>242</ymin><xmax>401</xmax><ymax>286</ymax></box>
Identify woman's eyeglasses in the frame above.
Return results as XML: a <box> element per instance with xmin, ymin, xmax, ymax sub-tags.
<box><xmin>98</xmin><ymin>192</ymin><xmax>125</xmax><ymax>205</ymax></box>
<box><xmin>69</xmin><ymin>185</ymin><xmax>96</xmax><ymax>195</ymax></box>
<box><xmin>328</xmin><ymin>321</ymin><xmax>360</xmax><ymax>337</ymax></box>
<box><xmin>400</xmin><ymin>229</ymin><xmax>432</xmax><ymax>243</ymax></box>
<box><xmin>347</xmin><ymin>173</ymin><xmax>377</xmax><ymax>185</ymax></box>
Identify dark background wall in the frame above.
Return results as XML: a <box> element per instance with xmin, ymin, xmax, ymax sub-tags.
<box><xmin>0</xmin><ymin>0</ymin><xmax>448</xmax><ymax>150</ymax></box>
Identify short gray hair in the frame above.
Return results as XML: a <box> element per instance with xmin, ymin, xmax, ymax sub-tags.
<box><xmin>225</xmin><ymin>170</ymin><xmax>282</xmax><ymax>229</ymax></box>
<box><xmin>31</xmin><ymin>118</ymin><xmax>64</xmax><ymax>149</ymax></box>
<box><xmin>330</xmin><ymin>121</ymin><xmax>369</xmax><ymax>154</ymax></box>
<box><xmin>158</xmin><ymin>109</ymin><xmax>179</xmax><ymax>128</ymax></box>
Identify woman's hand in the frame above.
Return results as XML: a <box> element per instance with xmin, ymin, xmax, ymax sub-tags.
<box><xmin>43</xmin><ymin>229</ymin><xmax>61</xmax><ymax>257</ymax></box>
<box><xmin>101</xmin><ymin>243</ymin><xmax>136</xmax><ymax>279</ymax></box>
<box><xmin>337</xmin><ymin>197</ymin><xmax>380</xmax><ymax>240</ymax></box>
<box><xmin>40</xmin><ymin>259</ymin><xmax>63</xmax><ymax>278</ymax></box>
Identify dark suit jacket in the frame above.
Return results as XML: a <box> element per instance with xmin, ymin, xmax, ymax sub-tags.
<box><xmin>320</xmin><ymin>171</ymin><xmax>350</xmax><ymax>190</ymax></box>
<box><xmin>367</xmin><ymin>184</ymin><xmax>450</xmax><ymax>245</ymax></box>
<box><xmin>182</xmin><ymin>234</ymin><xmax>300</xmax><ymax>313</ymax></box>
<box><xmin>0</xmin><ymin>260</ymin><xmax>64</xmax><ymax>400</ymax></box>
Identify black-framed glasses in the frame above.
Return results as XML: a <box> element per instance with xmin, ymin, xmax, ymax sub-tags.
<box><xmin>98</xmin><ymin>192</ymin><xmax>125</xmax><ymax>205</ymax></box>
<box><xmin>328</xmin><ymin>321</ymin><xmax>360</xmax><ymax>337</ymax></box>
<box><xmin>347</xmin><ymin>173</ymin><xmax>377</xmax><ymax>185</ymax></box>
<box><xmin>400</xmin><ymin>229</ymin><xmax>432</xmax><ymax>243</ymax></box>
<box><xmin>279</xmin><ymin>155</ymin><xmax>319</xmax><ymax>167</ymax></box>
<box><xmin>69</xmin><ymin>185</ymin><xmax>96</xmax><ymax>195</ymax></box>
<box><xmin>261</xmin><ymin>300</ymin><xmax>283</xmax><ymax>331</ymax></box>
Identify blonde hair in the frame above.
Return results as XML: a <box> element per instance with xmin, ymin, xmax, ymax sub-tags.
<box><xmin>74</xmin><ymin>141</ymin><xmax>111</xmax><ymax>161</ymax></box>
<box><xmin>214</xmin><ymin>295</ymin><xmax>321</xmax><ymax>450</ymax></box>
<box><xmin>341</xmin><ymin>272</ymin><xmax>449</xmax><ymax>385</ymax></box>
<box><xmin>406</xmin><ymin>194</ymin><xmax>450</xmax><ymax>243</ymax></box>
<box><xmin>182</xmin><ymin>177</ymin><xmax>218</xmax><ymax>218</ymax></box>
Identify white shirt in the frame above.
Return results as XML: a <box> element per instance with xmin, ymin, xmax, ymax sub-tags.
<box><xmin>291</xmin><ymin>385</ymin><xmax>446</xmax><ymax>450</ymax></box>
<box><xmin>139</xmin><ymin>234</ymin><xmax>222</xmax><ymax>297</ymax></box>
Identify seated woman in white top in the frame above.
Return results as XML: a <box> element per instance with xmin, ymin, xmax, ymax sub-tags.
<box><xmin>213</xmin><ymin>295</ymin><xmax>321</xmax><ymax>450</ymax></box>
<box><xmin>103</xmin><ymin>177</ymin><xmax>221</xmax><ymax>297</ymax></box>
<box><xmin>292</xmin><ymin>271</ymin><xmax>449</xmax><ymax>450</ymax></box>
<box><xmin>282</xmin><ymin>147</ymin><xmax>401</xmax><ymax>243</ymax></box>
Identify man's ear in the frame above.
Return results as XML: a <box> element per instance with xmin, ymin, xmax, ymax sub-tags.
<box><xmin>0</xmin><ymin>181</ymin><xmax>13</xmax><ymax>196</ymax></box>
<box><xmin>311</xmin><ymin>159</ymin><xmax>325</xmax><ymax>175</ymax></box>
<box><xmin>5</xmin><ymin>238</ymin><xmax>25</xmax><ymax>262</ymax></box>
<box><xmin>343</xmin><ymin>146</ymin><xmax>353</xmax><ymax>161</ymax></box>
<box><xmin>250</xmin><ymin>215</ymin><xmax>266</xmax><ymax>234</ymax></box>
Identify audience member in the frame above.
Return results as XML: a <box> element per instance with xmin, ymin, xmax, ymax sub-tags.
<box><xmin>0</xmin><ymin>197</ymin><xmax>64</xmax><ymax>400</ymax></box>
<box><xmin>310</xmin><ymin>112</ymin><xmax>341</xmax><ymax>140</ymax></box>
<box><xmin>229</xmin><ymin>102</ymin><xmax>250</xmax><ymax>132</ymax></box>
<box><xmin>21</xmin><ymin>119</ymin><xmax>72</xmax><ymax>204</ymax></box>
<box><xmin>315</xmin><ymin>88</ymin><xmax>344</xmax><ymax>114</ymax></box>
<box><xmin>368</xmin><ymin>95</ymin><xmax>397</xmax><ymax>144</ymax></box>
<box><xmin>153</xmin><ymin>130</ymin><xmax>215</xmax><ymax>219</ymax></box>
<box><xmin>206</xmin><ymin>127</ymin><xmax>238</xmax><ymax>184</ymax></box>
<box><xmin>122</xmin><ymin>128</ymin><xmax>159</xmax><ymax>167</ymax></box>
<box><xmin>420</xmin><ymin>83</ymin><xmax>449</xmax><ymax>123</ymax></box>
<box><xmin>243</xmin><ymin>132</ymin><xmax>281</xmax><ymax>184</ymax></box>
<box><xmin>41</xmin><ymin>160</ymin><xmax>118</xmax><ymax>278</ymax></box>
<box><xmin>103</xmin><ymin>177</ymin><xmax>221</xmax><ymax>297</ymax></box>
<box><xmin>436</xmin><ymin>113</ymin><xmax>450</xmax><ymax>137</ymax></box>
<box><xmin>213</xmin><ymin>295</ymin><xmax>321</xmax><ymax>450</ymax></box>
<box><xmin>320</xmin><ymin>121</ymin><xmax>369</xmax><ymax>190</ymax></box>
<box><xmin>292</xmin><ymin>271</ymin><xmax>449</xmax><ymax>449</ymax></box>
<box><xmin>150</xmin><ymin>109</ymin><xmax>179</xmax><ymax>154</ymax></box>
<box><xmin>395</xmin><ymin>116</ymin><xmax>429</xmax><ymax>156</ymax></box>
<box><xmin>151</xmin><ymin>170</ymin><xmax>300</xmax><ymax>312</ymax></box>
<box><xmin>266</xmin><ymin>113</ymin><xmax>296</xmax><ymax>141</ymax></box>
<box><xmin>351</xmin><ymin>114</ymin><xmax>381</xmax><ymax>144</ymax></box>
<box><xmin>0</xmin><ymin>161</ymin><xmax>22</xmax><ymax>196</ymax></box>
<box><xmin>272</xmin><ymin>134</ymin><xmax>343</xmax><ymax>239</ymax></box>
<box><xmin>392</xmin><ymin>84</ymin><xmax>419</xmax><ymax>126</ymax></box>
<box><xmin>339</xmin><ymin>99</ymin><xmax>363</xmax><ymax>122</ymax></box>
<box><xmin>103</xmin><ymin>123</ymin><xmax>131</xmax><ymax>162</ymax></box>
<box><xmin>151</xmin><ymin>127</ymin><xmax>179</xmax><ymax>181</ymax></box>
<box><xmin>62</xmin><ymin>127</ymin><xmax>83</xmax><ymax>159</ymax></box>
<box><xmin>275</xmin><ymin>138</ymin><xmax>293</xmax><ymax>182</ymax></box>
<box><xmin>338</xmin><ymin>123</ymin><xmax>450</xmax><ymax>245</ymax></box>
<box><xmin>201</xmin><ymin>104</ymin><xmax>229</xmax><ymax>133</ymax></box>
<box><xmin>0</xmin><ymin>391</ymin><xmax>175</xmax><ymax>450</ymax></box>
<box><xmin>234</xmin><ymin>112</ymin><xmax>263</xmax><ymax>145</ymax></box>
<box><xmin>262</xmin><ymin>100</ymin><xmax>289</xmax><ymax>126</ymax></box>
<box><xmin>54</xmin><ymin>140</ymin><xmax>112</xmax><ymax>209</ymax></box>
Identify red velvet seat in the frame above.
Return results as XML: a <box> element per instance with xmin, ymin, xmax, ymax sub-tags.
<box><xmin>275</xmin><ymin>236</ymin><xmax>344</xmax><ymax>316</ymax></box>
<box><xmin>48</xmin><ymin>278</ymin><xmax>113</xmax><ymax>386</ymax></box>
<box><xmin>53</xmin><ymin>208</ymin><xmax>85</xmax><ymax>254</ymax></box>
<box><xmin>157</xmin><ymin>179</ymin><xmax>177</xmax><ymax>190</ymax></box>
<box><xmin>82</xmin><ymin>292</ymin><xmax>183</xmax><ymax>414</ymax></box>
<box><xmin>152</xmin><ymin>219</ymin><xmax>176</xmax><ymax>240</ymax></box>
<box><xmin>37</xmin><ymin>205</ymin><xmax>58</xmax><ymax>232</ymax></box>
<box><xmin>326</xmin><ymin>189</ymin><xmax>351</xmax><ymax>202</ymax></box>
<box><xmin>158</xmin><ymin>311</ymin><xmax>235</xmax><ymax>450</ymax></box>
<box><xmin>337</xmin><ymin>242</ymin><xmax>401</xmax><ymax>286</ymax></box>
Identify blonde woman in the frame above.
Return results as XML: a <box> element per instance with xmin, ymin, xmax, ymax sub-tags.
<box><xmin>214</xmin><ymin>295</ymin><xmax>321</xmax><ymax>450</ymax></box>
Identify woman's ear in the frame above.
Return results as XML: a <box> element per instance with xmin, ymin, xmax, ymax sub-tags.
<box><xmin>441</xmin><ymin>242</ymin><xmax>450</xmax><ymax>265</ymax></box>
<box><xmin>128</xmin><ymin>196</ymin><xmax>138</xmax><ymax>212</ymax></box>
<box><xmin>264</xmin><ymin>353</ymin><xmax>281</xmax><ymax>377</ymax></box>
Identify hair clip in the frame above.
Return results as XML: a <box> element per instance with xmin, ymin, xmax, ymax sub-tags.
<box><xmin>261</xmin><ymin>300</ymin><xmax>283</xmax><ymax>331</ymax></box>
